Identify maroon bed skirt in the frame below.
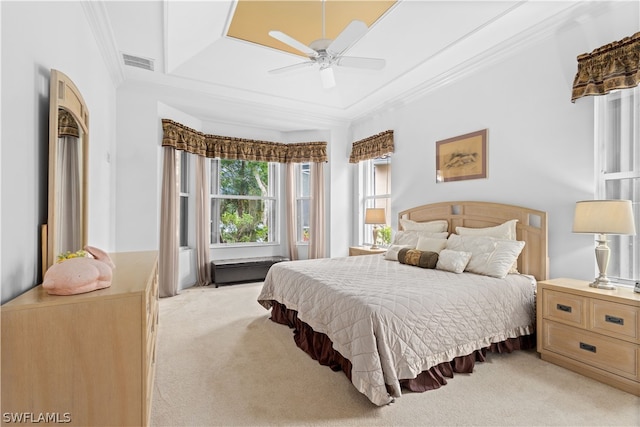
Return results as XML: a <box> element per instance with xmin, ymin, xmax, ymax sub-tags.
<box><xmin>269</xmin><ymin>301</ymin><xmax>535</xmax><ymax>394</ymax></box>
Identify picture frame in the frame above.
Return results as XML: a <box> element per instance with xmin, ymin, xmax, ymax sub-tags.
<box><xmin>436</xmin><ymin>129</ymin><xmax>487</xmax><ymax>182</ymax></box>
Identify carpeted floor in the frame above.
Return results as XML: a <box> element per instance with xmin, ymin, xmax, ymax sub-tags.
<box><xmin>151</xmin><ymin>282</ymin><xmax>640</xmax><ymax>426</ymax></box>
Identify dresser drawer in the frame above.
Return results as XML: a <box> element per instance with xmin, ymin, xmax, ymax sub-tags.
<box><xmin>542</xmin><ymin>290</ymin><xmax>586</xmax><ymax>328</ymax></box>
<box><xmin>590</xmin><ymin>299</ymin><xmax>639</xmax><ymax>342</ymax></box>
<box><xmin>542</xmin><ymin>321</ymin><xmax>638</xmax><ymax>381</ymax></box>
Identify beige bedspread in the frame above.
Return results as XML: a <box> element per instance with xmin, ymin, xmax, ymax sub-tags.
<box><xmin>257</xmin><ymin>254</ymin><xmax>536</xmax><ymax>406</ymax></box>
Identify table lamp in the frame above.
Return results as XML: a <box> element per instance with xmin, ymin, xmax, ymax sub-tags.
<box><xmin>573</xmin><ymin>200</ymin><xmax>636</xmax><ymax>289</ymax></box>
<box><xmin>365</xmin><ymin>208</ymin><xmax>386</xmax><ymax>249</ymax></box>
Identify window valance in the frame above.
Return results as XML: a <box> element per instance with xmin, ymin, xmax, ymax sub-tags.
<box><xmin>571</xmin><ymin>31</ymin><xmax>640</xmax><ymax>103</ymax></box>
<box><xmin>58</xmin><ymin>109</ymin><xmax>80</xmax><ymax>138</ymax></box>
<box><xmin>161</xmin><ymin>119</ymin><xmax>327</xmax><ymax>163</ymax></box>
<box><xmin>349</xmin><ymin>130</ymin><xmax>394</xmax><ymax>163</ymax></box>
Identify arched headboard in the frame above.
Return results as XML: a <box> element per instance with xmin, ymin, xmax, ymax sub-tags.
<box><xmin>398</xmin><ymin>201</ymin><xmax>548</xmax><ymax>281</ymax></box>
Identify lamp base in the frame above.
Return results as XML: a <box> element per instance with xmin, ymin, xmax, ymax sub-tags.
<box><xmin>589</xmin><ymin>277</ymin><xmax>616</xmax><ymax>290</ymax></box>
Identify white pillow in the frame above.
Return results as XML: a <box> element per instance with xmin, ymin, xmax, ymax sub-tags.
<box><xmin>445</xmin><ymin>234</ymin><xmax>525</xmax><ymax>279</ymax></box>
<box><xmin>416</xmin><ymin>236</ymin><xmax>448</xmax><ymax>253</ymax></box>
<box><xmin>392</xmin><ymin>231</ymin><xmax>448</xmax><ymax>246</ymax></box>
<box><xmin>384</xmin><ymin>245</ymin><xmax>413</xmax><ymax>261</ymax></box>
<box><xmin>455</xmin><ymin>219</ymin><xmax>518</xmax><ymax>240</ymax></box>
<box><xmin>436</xmin><ymin>249</ymin><xmax>472</xmax><ymax>273</ymax></box>
<box><xmin>399</xmin><ymin>218</ymin><xmax>448</xmax><ymax>233</ymax></box>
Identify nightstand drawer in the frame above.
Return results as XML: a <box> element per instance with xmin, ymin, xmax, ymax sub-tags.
<box><xmin>542</xmin><ymin>289</ymin><xmax>586</xmax><ymax>328</ymax></box>
<box><xmin>542</xmin><ymin>321</ymin><xmax>638</xmax><ymax>381</ymax></box>
<box><xmin>590</xmin><ymin>299</ymin><xmax>639</xmax><ymax>342</ymax></box>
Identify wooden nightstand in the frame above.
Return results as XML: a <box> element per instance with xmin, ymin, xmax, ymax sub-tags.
<box><xmin>537</xmin><ymin>278</ymin><xmax>640</xmax><ymax>396</ymax></box>
<box><xmin>349</xmin><ymin>246</ymin><xmax>386</xmax><ymax>256</ymax></box>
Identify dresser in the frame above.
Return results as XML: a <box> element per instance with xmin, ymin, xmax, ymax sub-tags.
<box><xmin>537</xmin><ymin>278</ymin><xmax>640</xmax><ymax>396</ymax></box>
<box><xmin>1</xmin><ymin>251</ymin><xmax>159</xmax><ymax>426</ymax></box>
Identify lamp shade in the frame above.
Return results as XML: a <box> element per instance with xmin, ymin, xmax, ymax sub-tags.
<box><xmin>364</xmin><ymin>208</ymin><xmax>386</xmax><ymax>225</ymax></box>
<box><xmin>573</xmin><ymin>200</ymin><xmax>636</xmax><ymax>235</ymax></box>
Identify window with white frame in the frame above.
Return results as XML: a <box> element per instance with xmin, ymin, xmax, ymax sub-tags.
<box><xmin>296</xmin><ymin>163</ymin><xmax>311</xmax><ymax>243</ymax></box>
<box><xmin>209</xmin><ymin>159</ymin><xmax>278</xmax><ymax>245</ymax></box>
<box><xmin>595</xmin><ymin>86</ymin><xmax>639</xmax><ymax>285</ymax></box>
<box><xmin>179</xmin><ymin>150</ymin><xmax>190</xmax><ymax>248</ymax></box>
<box><xmin>360</xmin><ymin>156</ymin><xmax>391</xmax><ymax>246</ymax></box>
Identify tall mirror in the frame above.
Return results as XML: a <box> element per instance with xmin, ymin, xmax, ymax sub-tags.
<box><xmin>45</xmin><ymin>69</ymin><xmax>89</xmax><ymax>270</ymax></box>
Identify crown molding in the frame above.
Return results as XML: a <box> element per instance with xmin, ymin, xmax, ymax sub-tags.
<box><xmin>82</xmin><ymin>1</ymin><xmax>125</xmax><ymax>87</ymax></box>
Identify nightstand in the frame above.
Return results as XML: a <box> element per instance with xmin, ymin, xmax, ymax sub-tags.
<box><xmin>537</xmin><ymin>278</ymin><xmax>640</xmax><ymax>396</ymax></box>
<box><xmin>349</xmin><ymin>246</ymin><xmax>386</xmax><ymax>256</ymax></box>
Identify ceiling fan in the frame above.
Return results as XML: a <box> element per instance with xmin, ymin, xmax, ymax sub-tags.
<box><xmin>267</xmin><ymin>1</ymin><xmax>385</xmax><ymax>89</ymax></box>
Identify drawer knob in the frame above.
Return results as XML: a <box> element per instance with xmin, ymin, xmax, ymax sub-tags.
<box><xmin>579</xmin><ymin>342</ymin><xmax>597</xmax><ymax>353</ymax></box>
<box><xmin>556</xmin><ymin>303</ymin><xmax>572</xmax><ymax>313</ymax></box>
<box><xmin>604</xmin><ymin>314</ymin><xmax>624</xmax><ymax>326</ymax></box>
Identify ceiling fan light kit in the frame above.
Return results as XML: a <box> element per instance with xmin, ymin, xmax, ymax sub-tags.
<box><xmin>267</xmin><ymin>2</ymin><xmax>385</xmax><ymax>89</ymax></box>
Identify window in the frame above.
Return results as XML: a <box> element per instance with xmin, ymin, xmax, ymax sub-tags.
<box><xmin>360</xmin><ymin>156</ymin><xmax>391</xmax><ymax>246</ymax></box>
<box><xmin>179</xmin><ymin>150</ymin><xmax>189</xmax><ymax>248</ymax></box>
<box><xmin>209</xmin><ymin>159</ymin><xmax>278</xmax><ymax>245</ymax></box>
<box><xmin>595</xmin><ymin>86</ymin><xmax>639</xmax><ymax>284</ymax></box>
<box><xmin>296</xmin><ymin>163</ymin><xmax>311</xmax><ymax>243</ymax></box>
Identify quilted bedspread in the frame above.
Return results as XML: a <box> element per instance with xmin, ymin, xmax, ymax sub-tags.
<box><xmin>257</xmin><ymin>254</ymin><xmax>536</xmax><ymax>406</ymax></box>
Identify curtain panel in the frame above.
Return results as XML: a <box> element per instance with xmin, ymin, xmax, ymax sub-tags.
<box><xmin>162</xmin><ymin>119</ymin><xmax>327</xmax><ymax>163</ymax></box>
<box><xmin>349</xmin><ymin>130</ymin><xmax>394</xmax><ymax>163</ymax></box>
<box><xmin>571</xmin><ymin>31</ymin><xmax>640</xmax><ymax>103</ymax></box>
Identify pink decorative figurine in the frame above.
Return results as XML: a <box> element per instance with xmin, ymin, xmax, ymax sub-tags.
<box><xmin>43</xmin><ymin>246</ymin><xmax>116</xmax><ymax>295</ymax></box>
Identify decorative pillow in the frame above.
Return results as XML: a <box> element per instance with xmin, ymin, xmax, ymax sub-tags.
<box><xmin>397</xmin><ymin>248</ymin><xmax>439</xmax><ymax>269</ymax></box>
<box><xmin>384</xmin><ymin>245</ymin><xmax>413</xmax><ymax>261</ymax></box>
<box><xmin>436</xmin><ymin>249</ymin><xmax>472</xmax><ymax>274</ymax></box>
<box><xmin>455</xmin><ymin>219</ymin><xmax>519</xmax><ymax>273</ymax></box>
<box><xmin>455</xmin><ymin>219</ymin><xmax>518</xmax><ymax>240</ymax></box>
<box><xmin>445</xmin><ymin>234</ymin><xmax>525</xmax><ymax>279</ymax></box>
<box><xmin>399</xmin><ymin>218</ymin><xmax>448</xmax><ymax>233</ymax></box>
<box><xmin>416</xmin><ymin>236</ymin><xmax>448</xmax><ymax>253</ymax></box>
<box><xmin>392</xmin><ymin>231</ymin><xmax>448</xmax><ymax>246</ymax></box>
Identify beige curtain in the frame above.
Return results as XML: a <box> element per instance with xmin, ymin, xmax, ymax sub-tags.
<box><xmin>159</xmin><ymin>147</ymin><xmax>180</xmax><ymax>297</ymax></box>
<box><xmin>308</xmin><ymin>162</ymin><xmax>325</xmax><ymax>259</ymax></box>
<box><xmin>195</xmin><ymin>155</ymin><xmax>212</xmax><ymax>286</ymax></box>
<box><xmin>572</xmin><ymin>31</ymin><xmax>640</xmax><ymax>102</ymax></box>
<box><xmin>285</xmin><ymin>163</ymin><xmax>299</xmax><ymax>261</ymax></box>
<box><xmin>349</xmin><ymin>130</ymin><xmax>394</xmax><ymax>163</ymax></box>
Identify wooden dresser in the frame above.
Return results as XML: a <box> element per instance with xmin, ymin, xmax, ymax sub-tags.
<box><xmin>537</xmin><ymin>278</ymin><xmax>640</xmax><ymax>396</ymax></box>
<box><xmin>1</xmin><ymin>251</ymin><xmax>159</xmax><ymax>426</ymax></box>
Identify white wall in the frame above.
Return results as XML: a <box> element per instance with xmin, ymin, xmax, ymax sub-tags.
<box><xmin>1</xmin><ymin>2</ymin><xmax>116</xmax><ymax>303</ymax></box>
<box><xmin>350</xmin><ymin>2</ymin><xmax>639</xmax><ymax>281</ymax></box>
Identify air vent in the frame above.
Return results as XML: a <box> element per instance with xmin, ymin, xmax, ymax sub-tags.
<box><xmin>122</xmin><ymin>53</ymin><xmax>154</xmax><ymax>71</ymax></box>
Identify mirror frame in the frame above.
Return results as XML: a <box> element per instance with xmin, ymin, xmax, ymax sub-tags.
<box><xmin>45</xmin><ymin>69</ymin><xmax>89</xmax><ymax>271</ymax></box>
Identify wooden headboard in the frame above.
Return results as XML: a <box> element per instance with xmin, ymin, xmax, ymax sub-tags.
<box><xmin>398</xmin><ymin>201</ymin><xmax>549</xmax><ymax>281</ymax></box>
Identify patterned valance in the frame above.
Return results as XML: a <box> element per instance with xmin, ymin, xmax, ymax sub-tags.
<box><xmin>571</xmin><ymin>31</ymin><xmax>640</xmax><ymax>103</ymax></box>
<box><xmin>349</xmin><ymin>130</ymin><xmax>394</xmax><ymax>163</ymax></box>
<box><xmin>162</xmin><ymin>119</ymin><xmax>327</xmax><ymax>163</ymax></box>
<box><xmin>58</xmin><ymin>109</ymin><xmax>80</xmax><ymax>138</ymax></box>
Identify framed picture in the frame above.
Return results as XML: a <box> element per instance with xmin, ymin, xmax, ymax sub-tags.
<box><xmin>436</xmin><ymin>129</ymin><xmax>487</xmax><ymax>182</ymax></box>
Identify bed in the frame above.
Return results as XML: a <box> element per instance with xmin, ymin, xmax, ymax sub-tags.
<box><xmin>258</xmin><ymin>201</ymin><xmax>548</xmax><ymax>406</ymax></box>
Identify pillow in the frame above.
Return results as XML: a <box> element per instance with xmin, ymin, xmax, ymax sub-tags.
<box><xmin>455</xmin><ymin>219</ymin><xmax>518</xmax><ymax>240</ymax></box>
<box><xmin>384</xmin><ymin>245</ymin><xmax>413</xmax><ymax>261</ymax></box>
<box><xmin>392</xmin><ymin>230</ymin><xmax>448</xmax><ymax>246</ymax></box>
<box><xmin>416</xmin><ymin>236</ymin><xmax>448</xmax><ymax>253</ymax></box>
<box><xmin>399</xmin><ymin>218</ymin><xmax>448</xmax><ymax>233</ymax></box>
<box><xmin>445</xmin><ymin>234</ymin><xmax>525</xmax><ymax>278</ymax></box>
<box><xmin>436</xmin><ymin>249</ymin><xmax>472</xmax><ymax>274</ymax></box>
<box><xmin>397</xmin><ymin>248</ymin><xmax>439</xmax><ymax>269</ymax></box>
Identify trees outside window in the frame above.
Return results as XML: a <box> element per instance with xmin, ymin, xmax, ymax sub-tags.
<box><xmin>210</xmin><ymin>159</ymin><xmax>277</xmax><ymax>245</ymax></box>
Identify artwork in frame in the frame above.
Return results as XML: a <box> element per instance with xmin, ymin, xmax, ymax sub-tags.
<box><xmin>436</xmin><ymin>129</ymin><xmax>487</xmax><ymax>182</ymax></box>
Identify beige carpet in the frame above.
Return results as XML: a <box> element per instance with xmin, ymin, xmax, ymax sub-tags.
<box><xmin>151</xmin><ymin>282</ymin><xmax>639</xmax><ymax>427</ymax></box>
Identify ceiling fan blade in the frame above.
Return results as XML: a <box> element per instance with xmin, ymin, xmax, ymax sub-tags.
<box><xmin>327</xmin><ymin>20</ymin><xmax>368</xmax><ymax>56</ymax></box>
<box><xmin>268</xmin><ymin>30</ymin><xmax>317</xmax><ymax>57</ymax></box>
<box><xmin>336</xmin><ymin>56</ymin><xmax>385</xmax><ymax>70</ymax></box>
<box><xmin>268</xmin><ymin>62</ymin><xmax>314</xmax><ymax>74</ymax></box>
